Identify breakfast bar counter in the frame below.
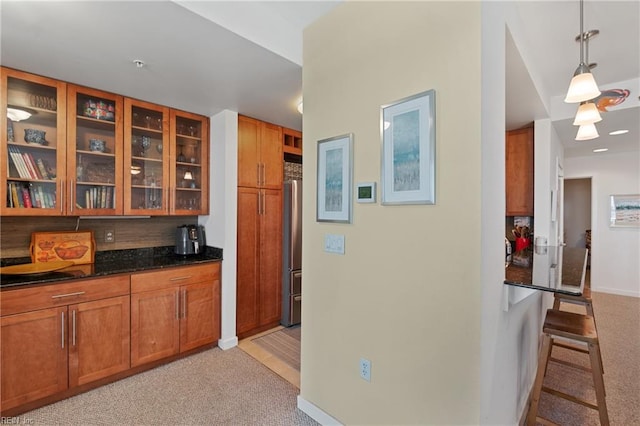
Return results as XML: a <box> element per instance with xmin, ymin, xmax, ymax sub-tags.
<box><xmin>0</xmin><ymin>245</ymin><xmax>222</xmax><ymax>289</ymax></box>
<box><xmin>504</xmin><ymin>246</ymin><xmax>588</xmax><ymax>295</ymax></box>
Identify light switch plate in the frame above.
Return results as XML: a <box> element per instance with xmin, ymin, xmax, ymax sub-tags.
<box><xmin>324</xmin><ymin>234</ymin><xmax>345</xmax><ymax>254</ymax></box>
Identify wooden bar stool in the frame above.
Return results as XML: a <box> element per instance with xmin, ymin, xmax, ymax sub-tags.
<box><xmin>527</xmin><ymin>309</ymin><xmax>608</xmax><ymax>426</ymax></box>
<box><xmin>553</xmin><ymin>286</ymin><xmax>603</xmax><ymax>374</ymax></box>
<box><xmin>554</xmin><ymin>286</ymin><xmax>595</xmax><ymax>320</ymax></box>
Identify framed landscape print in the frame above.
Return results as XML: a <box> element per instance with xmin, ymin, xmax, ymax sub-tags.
<box><xmin>317</xmin><ymin>134</ymin><xmax>353</xmax><ymax>223</ymax></box>
<box><xmin>381</xmin><ymin>89</ymin><xmax>436</xmax><ymax>205</ymax></box>
<box><xmin>610</xmin><ymin>194</ymin><xmax>640</xmax><ymax>227</ymax></box>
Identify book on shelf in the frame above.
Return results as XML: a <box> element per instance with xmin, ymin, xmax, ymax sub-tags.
<box><xmin>21</xmin><ymin>187</ymin><xmax>33</xmax><ymax>208</ymax></box>
<box><xmin>36</xmin><ymin>158</ymin><xmax>51</xmax><ymax>180</ymax></box>
<box><xmin>25</xmin><ymin>152</ymin><xmax>44</xmax><ymax>179</ymax></box>
<box><xmin>22</xmin><ymin>152</ymin><xmax>39</xmax><ymax>179</ymax></box>
<box><xmin>8</xmin><ymin>146</ymin><xmax>29</xmax><ymax>179</ymax></box>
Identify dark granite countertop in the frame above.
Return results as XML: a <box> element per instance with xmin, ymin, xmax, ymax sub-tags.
<box><xmin>0</xmin><ymin>246</ymin><xmax>222</xmax><ymax>289</ymax></box>
<box><xmin>504</xmin><ymin>246</ymin><xmax>588</xmax><ymax>295</ymax></box>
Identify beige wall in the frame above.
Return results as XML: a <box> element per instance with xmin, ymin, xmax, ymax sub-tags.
<box><xmin>301</xmin><ymin>2</ymin><xmax>482</xmax><ymax>424</ymax></box>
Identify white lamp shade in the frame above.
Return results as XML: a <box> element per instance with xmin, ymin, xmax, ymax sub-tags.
<box><xmin>183</xmin><ymin>171</ymin><xmax>194</xmax><ymax>180</ymax></box>
<box><xmin>573</xmin><ymin>102</ymin><xmax>602</xmax><ymax>126</ymax></box>
<box><xmin>564</xmin><ymin>70</ymin><xmax>601</xmax><ymax>103</ymax></box>
<box><xmin>575</xmin><ymin>123</ymin><xmax>599</xmax><ymax>141</ymax></box>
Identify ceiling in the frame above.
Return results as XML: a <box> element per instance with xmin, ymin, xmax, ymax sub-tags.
<box><xmin>1</xmin><ymin>1</ymin><xmax>638</xmax><ymax>159</ymax></box>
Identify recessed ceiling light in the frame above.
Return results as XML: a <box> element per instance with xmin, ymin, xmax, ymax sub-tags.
<box><xmin>609</xmin><ymin>129</ymin><xmax>629</xmax><ymax>136</ymax></box>
<box><xmin>133</xmin><ymin>59</ymin><xmax>145</xmax><ymax>68</ymax></box>
<box><xmin>593</xmin><ymin>148</ymin><xmax>608</xmax><ymax>153</ymax></box>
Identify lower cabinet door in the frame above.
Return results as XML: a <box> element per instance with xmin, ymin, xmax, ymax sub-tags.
<box><xmin>1</xmin><ymin>307</ymin><xmax>68</xmax><ymax>410</ymax></box>
<box><xmin>131</xmin><ymin>287</ymin><xmax>180</xmax><ymax>367</ymax></box>
<box><xmin>68</xmin><ymin>295</ymin><xmax>130</xmax><ymax>387</ymax></box>
<box><xmin>179</xmin><ymin>281</ymin><xmax>219</xmax><ymax>352</ymax></box>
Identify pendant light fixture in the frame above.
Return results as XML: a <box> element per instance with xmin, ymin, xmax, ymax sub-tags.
<box><xmin>564</xmin><ymin>0</ymin><xmax>601</xmax><ymax>103</ymax></box>
<box><xmin>575</xmin><ymin>122</ymin><xmax>599</xmax><ymax>141</ymax></box>
<box><xmin>573</xmin><ymin>30</ymin><xmax>602</xmax><ymax>127</ymax></box>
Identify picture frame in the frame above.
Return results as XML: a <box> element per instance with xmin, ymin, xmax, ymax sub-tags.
<box><xmin>381</xmin><ymin>89</ymin><xmax>436</xmax><ymax>205</ymax></box>
<box><xmin>317</xmin><ymin>134</ymin><xmax>353</xmax><ymax>223</ymax></box>
<box><xmin>610</xmin><ymin>194</ymin><xmax>640</xmax><ymax>227</ymax></box>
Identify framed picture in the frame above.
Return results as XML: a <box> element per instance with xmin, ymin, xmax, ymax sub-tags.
<box><xmin>610</xmin><ymin>194</ymin><xmax>640</xmax><ymax>227</ymax></box>
<box><xmin>317</xmin><ymin>134</ymin><xmax>353</xmax><ymax>223</ymax></box>
<box><xmin>381</xmin><ymin>89</ymin><xmax>436</xmax><ymax>205</ymax></box>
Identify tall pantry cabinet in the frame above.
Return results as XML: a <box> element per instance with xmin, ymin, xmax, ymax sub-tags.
<box><xmin>236</xmin><ymin>115</ymin><xmax>283</xmax><ymax>338</ymax></box>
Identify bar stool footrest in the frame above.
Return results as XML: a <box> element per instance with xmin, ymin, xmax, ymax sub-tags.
<box><xmin>541</xmin><ymin>386</ymin><xmax>599</xmax><ymax>410</ymax></box>
<box><xmin>549</xmin><ymin>357</ymin><xmax>592</xmax><ymax>373</ymax></box>
<box><xmin>552</xmin><ymin>341</ymin><xmax>589</xmax><ymax>354</ymax></box>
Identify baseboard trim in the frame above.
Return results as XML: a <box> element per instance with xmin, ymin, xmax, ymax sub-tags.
<box><xmin>218</xmin><ymin>336</ymin><xmax>238</xmax><ymax>350</ymax></box>
<box><xmin>593</xmin><ymin>287</ymin><xmax>640</xmax><ymax>298</ymax></box>
<box><xmin>297</xmin><ymin>395</ymin><xmax>342</xmax><ymax>426</ymax></box>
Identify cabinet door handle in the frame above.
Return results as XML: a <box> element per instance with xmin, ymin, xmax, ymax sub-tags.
<box><xmin>175</xmin><ymin>290</ymin><xmax>180</xmax><ymax>320</ymax></box>
<box><xmin>182</xmin><ymin>289</ymin><xmax>187</xmax><ymax>319</ymax></box>
<box><xmin>256</xmin><ymin>164</ymin><xmax>261</xmax><ymax>186</ymax></box>
<box><xmin>70</xmin><ymin>179</ymin><xmax>75</xmax><ymax>213</ymax></box>
<box><xmin>260</xmin><ymin>163</ymin><xmax>267</xmax><ymax>185</ymax></box>
<box><xmin>61</xmin><ymin>311</ymin><xmax>65</xmax><ymax>349</ymax></box>
<box><xmin>261</xmin><ymin>163</ymin><xmax>266</xmax><ymax>186</ymax></box>
<box><xmin>52</xmin><ymin>291</ymin><xmax>85</xmax><ymax>299</ymax></box>
<box><xmin>72</xmin><ymin>309</ymin><xmax>77</xmax><ymax>346</ymax></box>
<box><xmin>170</xmin><ymin>276</ymin><xmax>191</xmax><ymax>281</ymax></box>
<box><xmin>59</xmin><ymin>179</ymin><xmax>64</xmax><ymax>213</ymax></box>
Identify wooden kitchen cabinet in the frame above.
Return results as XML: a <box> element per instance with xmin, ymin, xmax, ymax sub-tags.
<box><xmin>123</xmin><ymin>98</ymin><xmax>169</xmax><ymax>214</ymax></box>
<box><xmin>130</xmin><ymin>263</ymin><xmax>220</xmax><ymax>367</ymax></box>
<box><xmin>67</xmin><ymin>84</ymin><xmax>124</xmax><ymax>215</ymax></box>
<box><xmin>170</xmin><ymin>109</ymin><xmax>209</xmax><ymax>215</ymax></box>
<box><xmin>1</xmin><ymin>306</ymin><xmax>68</xmax><ymax>410</ymax></box>
<box><xmin>238</xmin><ymin>115</ymin><xmax>283</xmax><ymax>189</ymax></box>
<box><xmin>1</xmin><ymin>67</ymin><xmax>67</xmax><ymax>215</ymax></box>
<box><xmin>68</xmin><ymin>295</ymin><xmax>130</xmax><ymax>387</ymax></box>
<box><xmin>0</xmin><ymin>275</ymin><xmax>130</xmax><ymax>412</ymax></box>
<box><xmin>2</xmin><ymin>66</ymin><xmax>209</xmax><ymax>217</ymax></box>
<box><xmin>283</xmin><ymin>127</ymin><xmax>302</xmax><ymax>156</ymax></box>
<box><xmin>236</xmin><ymin>187</ymin><xmax>282</xmax><ymax>337</ymax></box>
<box><xmin>506</xmin><ymin>125</ymin><xmax>534</xmax><ymax>216</ymax></box>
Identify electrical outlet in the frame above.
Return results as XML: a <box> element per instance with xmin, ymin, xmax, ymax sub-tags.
<box><xmin>104</xmin><ymin>229</ymin><xmax>115</xmax><ymax>243</ymax></box>
<box><xmin>359</xmin><ymin>358</ymin><xmax>371</xmax><ymax>382</ymax></box>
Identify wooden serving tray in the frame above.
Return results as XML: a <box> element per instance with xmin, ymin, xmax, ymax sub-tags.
<box><xmin>30</xmin><ymin>230</ymin><xmax>95</xmax><ymax>264</ymax></box>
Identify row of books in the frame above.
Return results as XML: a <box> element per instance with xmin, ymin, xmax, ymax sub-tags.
<box><xmin>7</xmin><ymin>182</ymin><xmax>56</xmax><ymax>209</ymax></box>
<box><xmin>83</xmin><ymin>186</ymin><xmax>114</xmax><ymax>209</ymax></box>
<box><xmin>8</xmin><ymin>146</ymin><xmax>53</xmax><ymax>180</ymax></box>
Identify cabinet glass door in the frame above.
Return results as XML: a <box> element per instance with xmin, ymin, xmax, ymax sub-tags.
<box><xmin>124</xmin><ymin>99</ymin><xmax>169</xmax><ymax>214</ymax></box>
<box><xmin>67</xmin><ymin>85</ymin><xmax>123</xmax><ymax>215</ymax></box>
<box><xmin>1</xmin><ymin>68</ymin><xmax>66</xmax><ymax>215</ymax></box>
<box><xmin>170</xmin><ymin>111</ymin><xmax>208</xmax><ymax>215</ymax></box>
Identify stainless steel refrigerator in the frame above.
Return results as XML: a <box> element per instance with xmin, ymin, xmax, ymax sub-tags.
<box><xmin>282</xmin><ymin>180</ymin><xmax>302</xmax><ymax>327</ymax></box>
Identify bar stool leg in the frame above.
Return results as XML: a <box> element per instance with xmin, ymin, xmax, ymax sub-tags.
<box><xmin>589</xmin><ymin>341</ymin><xmax>609</xmax><ymax>425</ymax></box>
<box><xmin>527</xmin><ymin>334</ymin><xmax>552</xmax><ymax>425</ymax></box>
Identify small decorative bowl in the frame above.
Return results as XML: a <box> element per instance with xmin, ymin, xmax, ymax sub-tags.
<box><xmin>24</xmin><ymin>128</ymin><xmax>48</xmax><ymax>145</ymax></box>
<box><xmin>89</xmin><ymin>139</ymin><xmax>106</xmax><ymax>152</ymax></box>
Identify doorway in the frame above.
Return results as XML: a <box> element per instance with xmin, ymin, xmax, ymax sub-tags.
<box><xmin>563</xmin><ymin>178</ymin><xmax>592</xmax><ymax>263</ymax></box>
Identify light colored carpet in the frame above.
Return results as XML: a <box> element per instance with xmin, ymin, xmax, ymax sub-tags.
<box><xmin>12</xmin><ymin>347</ymin><xmax>318</xmax><ymax>426</ymax></box>
<box><xmin>252</xmin><ymin>326</ymin><xmax>301</xmax><ymax>371</ymax></box>
<box><xmin>537</xmin><ymin>291</ymin><xmax>640</xmax><ymax>425</ymax></box>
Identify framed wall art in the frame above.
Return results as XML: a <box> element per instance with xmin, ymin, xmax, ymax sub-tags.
<box><xmin>610</xmin><ymin>194</ymin><xmax>640</xmax><ymax>227</ymax></box>
<box><xmin>381</xmin><ymin>89</ymin><xmax>436</xmax><ymax>205</ymax></box>
<box><xmin>317</xmin><ymin>134</ymin><xmax>353</xmax><ymax>223</ymax></box>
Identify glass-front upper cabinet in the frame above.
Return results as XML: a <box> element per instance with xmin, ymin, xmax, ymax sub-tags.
<box><xmin>67</xmin><ymin>85</ymin><xmax>123</xmax><ymax>215</ymax></box>
<box><xmin>124</xmin><ymin>98</ymin><xmax>169</xmax><ymax>215</ymax></box>
<box><xmin>170</xmin><ymin>110</ymin><xmax>209</xmax><ymax>215</ymax></box>
<box><xmin>1</xmin><ymin>68</ymin><xmax>67</xmax><ymax>216</ymax></box>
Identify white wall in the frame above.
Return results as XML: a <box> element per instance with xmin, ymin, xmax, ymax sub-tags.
<box><xmin>565</xmin><ymin>153</ymin><xmax>640</xmax><ymax>297</ymax></box>
<box><xmin>564</xmin><ymin>178</ymin><xmax>592</xmax><ymax>249</ymax></box>
<box><xmin>199</xmin><ymin>109</ymin><xmax>239</xmax><ymax>349</ymax></box>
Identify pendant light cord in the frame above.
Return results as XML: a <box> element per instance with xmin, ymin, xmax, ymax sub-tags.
<box><xmin>579</xmin><ymin>0</ymin><xmax>584</xmax><ymax>64</ymax></box>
